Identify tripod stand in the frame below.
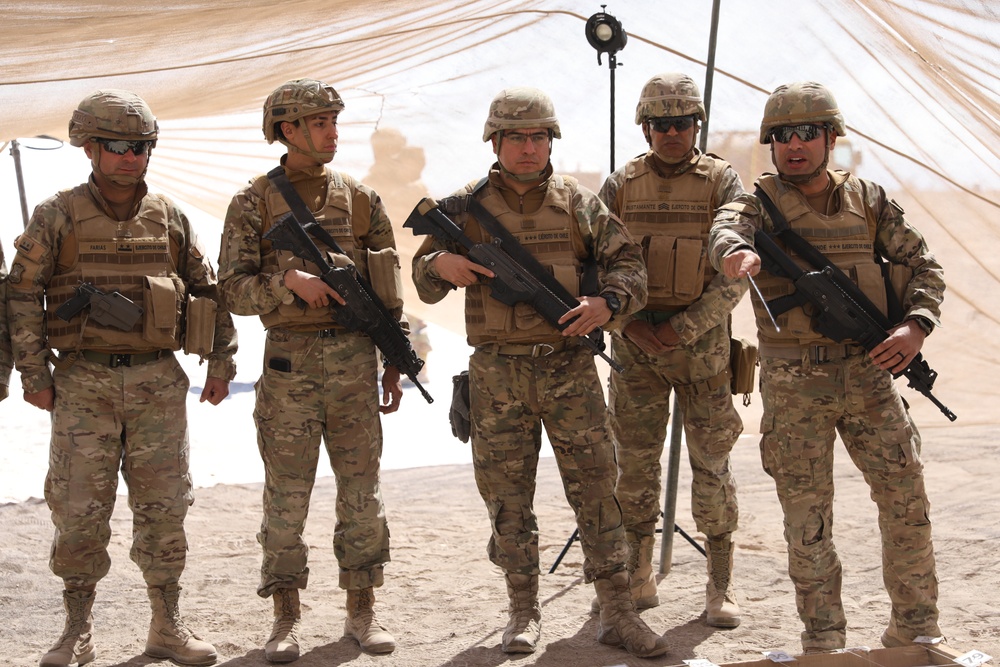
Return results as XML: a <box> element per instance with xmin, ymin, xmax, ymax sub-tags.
<box><xmin>549</xmin><ymin>397</ymin><xmax>706</xmax><ymax>574</ymax></box>
<box><xmin>548</xmin><ymin>514</ymin><xmax>704</xmax><ymax>574</ymax></box>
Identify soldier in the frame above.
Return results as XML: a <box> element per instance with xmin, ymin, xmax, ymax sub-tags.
<box><xmin>412</xmin><ymin>87</ymin><xmax>668</xmax><ymax>658</ymax></box>
<box><xmin>1</xmin><ymin>240</ymin><xmax>11</xmax><ymax>402</ymax></box>
<box><xmin>218</xmin><ymin>78</ymin><xmax>403</xmax><ymax>662</ymax></box>
<box><xmin>597</xmin><ymin>73</ymin><xmax>747</xmax><ymax>627</ymax></box>
<box><xmin>709</xmin><ymin>81</ymin><xmax>946</xmax><ymax>652</ymax></box>
<box><xmin>7</xmin><ymin>89</ymin><xmax>237</xmax><ymax>667</ymax></box>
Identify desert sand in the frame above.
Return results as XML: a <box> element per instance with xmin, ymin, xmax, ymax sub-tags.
<box><xmin>4</xmin><ymin>407</ymin><xmax>997</xmax><ymax>666</ymax></box>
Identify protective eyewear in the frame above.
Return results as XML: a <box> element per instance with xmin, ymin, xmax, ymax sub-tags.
<box><xmin>503</xmin><ymin>131</ymin><xmax>551</xmax><ymax>146</ymax></box>
<box><xmin>648</xmin><ymin>116</ymin><xmax>697</xmax><ymax>133</ymax></box>
<box><xmin>95</xmin><ymin>138</ymin><xmax>153</xmax><ymax>155</ymax></box>
<box><xmin>768</xmin><ymin>124</ymin><xmax>827</xmax><ymax>144</ymax></box>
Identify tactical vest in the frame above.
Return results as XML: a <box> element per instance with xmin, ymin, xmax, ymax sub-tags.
<box><xmin>616</xmin><ymin>153</ymin><xmax>723</xmax><ymax>309</ymax></box>
<box><xmin>46</xmin><ymin>185</ymin><xmax>181</xmax><ymax>352</ymax></box>
<box><xmin>255</xmin><ymin>169</ymin><xmax>371</xmax><ymax>331</ymax></box>
<box><xmin>753</xmin><ymin>171</ymin><xmax>889</xmax><ymax>351</ymax></box>
<box><xmin>461</xmin><ymin>175</ymin><xmax>588</xmax><ymax>346</ymax></box>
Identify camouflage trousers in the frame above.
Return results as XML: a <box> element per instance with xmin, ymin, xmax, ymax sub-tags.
<box><xmin>469</xmin><ymin>344</ymin><xmax>628</xmax><ymax>583</ymax></box>
<box><xmin>759</xmin><ymin>351</ymin><xmax>940</xmax><ymax>650</ymax></box>
<box><xmin>608</xmin><ymin>323</ymin><xmax>742</xmax><ymax>546</ymax></box>
<box><xmin>46</xmin><ymin>352</ymin><xmax>193</xmax><ymax>589</ymax></box>
<box><xmin>254</xmin><ymin>328</ymin><xmax>389</xmax><ymax>597</ymax></box>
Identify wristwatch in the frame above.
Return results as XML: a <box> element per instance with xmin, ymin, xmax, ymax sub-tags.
<box><xmin>601</xmin><ymin>292</ymin><xmax>622</xmax><ymax>320</ymax></box>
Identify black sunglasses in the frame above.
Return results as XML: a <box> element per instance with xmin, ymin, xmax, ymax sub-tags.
<box><xmin>769</xmin><ymin>124</ymin><xmax>827</xmax><ymax>144</ymax></box>
<box><xmin>648</xmin><ymin>116</ymin><xmax>697</xmax><ymax>133</ymax></box>
<box><xmin>95</xmin><ymin>138</ymin><xmax>153</xmax><ymax>155</ymax></box>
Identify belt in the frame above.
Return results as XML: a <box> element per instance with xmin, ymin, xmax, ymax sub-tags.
<box><xmin>80</xmin><ymin>350</ymin><xmax>166</xmax><ymax>368</ymax></box>
<box><xmin>482</xmin><ymin>339</ymin><xmax>574</xmax><ymax>357</ymax></box>
<box><xmin>763</xmin><ymin>343</ymin><xmax>865</xmax><ymax>363</ymax></box>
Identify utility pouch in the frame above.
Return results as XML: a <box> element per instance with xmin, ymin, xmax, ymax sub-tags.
<box><xmin>729</xmin><ymin>336</ymin><xmax>759</xmax><ymax>406</ymax></box>
<box><xmin>184</xmin><ymin>295</ymin><xmax>217</xmax><ymax>357</ymax></box>
<box><xmin>449</xmin><ymin>370</ymin><xmax>471</xmax><ymax>443</ymax></box>
<box><xmin>142</xmin><ymin>275</ymin><xmax>184</xmax><ymax>350</ymax></box>
<box><xmin>366</xmin><ymin>247</ymin><xmax>404</xmax><ymax>320</ymax></box>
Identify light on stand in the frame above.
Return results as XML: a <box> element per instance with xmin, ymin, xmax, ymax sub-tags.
<box><xmin>585</xmin><ymin>6</ymin><xmax>627</xmax><ymax>174</ymax></box>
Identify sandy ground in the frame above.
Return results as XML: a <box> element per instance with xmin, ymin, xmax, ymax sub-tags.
<box><xmin>4</xmin><ymin>408</ymin><xmax>998</xmax><ymax>667</ymax></box>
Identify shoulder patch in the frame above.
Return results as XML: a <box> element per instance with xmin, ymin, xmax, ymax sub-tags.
<box><xmin>13</xmin><ymin>234</ymin><xmax>46</xmax><ymax>262</ymax></box>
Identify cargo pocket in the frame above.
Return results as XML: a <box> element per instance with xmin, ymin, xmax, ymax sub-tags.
<box><xmin>645</xmin><ymin>235</ymin><xmax>675</xmax><ymax>295</ymax></box>
<box><xmin>673</xmin><ymin>237</ymin><xmax>706</xmax><ymax>299</ymax></box>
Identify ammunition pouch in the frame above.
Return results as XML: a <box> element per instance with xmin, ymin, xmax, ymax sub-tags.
<box><xmin>729</xmin><ymin>336</ymin><xmax>758</xmax><ymax>406</ymax></box>
<box><xmin>449</xmin><ymin>370</ymin><xmax>471</xmax><ymax>443</ymax></box>
<box><xmin>183</xmin><ymin>295</ymin><xmax>217</xmax><ymax>357</ymax></box>
<box><xmin>366</xmin><ymin>247</ymin><xmax>404</xmax><ymax>321</ymax></box>
<box><xmin>142</xmin><ymin>275</ymin><xmax>185</xmax><ymax>350</ymax></box>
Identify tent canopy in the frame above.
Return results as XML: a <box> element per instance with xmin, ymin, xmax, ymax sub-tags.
<box><xmin>2</xmin><ymin>0</ymin><xmax>998</xmax><ymax>421</ymax></box>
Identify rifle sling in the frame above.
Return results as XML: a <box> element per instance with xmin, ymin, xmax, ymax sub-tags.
<box><xmin>267</xmin><ymin>166</ymin><xmax>348</xmax><ymax>256</ymax></box>
<box><xmin>753</xmin><ymin>186</ymin><xmax>895</xmax><ymax>330</ymax></box>
<box><xmin>441</xmin><ymin>181</ymin><xmax>587</xmax><ymax>308</ymax></box>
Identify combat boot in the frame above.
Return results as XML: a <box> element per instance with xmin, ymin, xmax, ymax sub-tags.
<box><xmin>593</xmin><ymin>571</ymin><xmax>670</xmax><ymax>658</ymax></box>
<box><xmin>591</xmin><ymin>535</ymin><xmax>659</xmax><ymax>613</ymax></box>
<box><xmin>881</xmin><ymin>616</ymin><xmax>946</xmax><ymax>648</ymax></box>
<box><xmin>145</xmin><ymin>584</ymin><xmax>218</xmax><ymax>665</ymax></box>
<box><xmin>344</xmin><ymin>587</ymin><xmax>395</xmax><ymax>654</ymax></box>
<box><xmin>501</xmin><ymin>573</ymin><xmax>541</xmax><ymax>653</ymax></box>
<box><xmin>705</xmin><ymin>534</ymin><xmax>741</xmax><ymax>628</ymax></box>
<box><xmin>265</xmin><ymin>588</ymin><xmax>301</xmax><ymax>663</ymax></box>
<box><xmin>40</xmin><ymin>588</ymin><xmax>97</xmax><ymax>667</ymax></box>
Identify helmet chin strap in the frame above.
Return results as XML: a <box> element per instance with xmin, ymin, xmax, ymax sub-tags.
<box><xmin>280</xmin><ymin>127</ymin><xmax>334</xmax><ymax>164</ymax></box>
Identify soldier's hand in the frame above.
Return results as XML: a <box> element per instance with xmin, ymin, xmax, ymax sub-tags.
<box><xmin>624</xmin><ymin>320</ymin><xmax>670</xmax><ymax>355</ymax></box>
<box><xmin>723</xmin><ymin>249</ymin><xmax>760</xmax><ymax>279</ymax></box>
<box><xmin>379</xmin><ymin>365</ymin><xmax>403</xmax><ymax>414</ymax></box>
<box><xmin>433</xmin><ymin>252</ymin><xmax>494</xmax><ymax>288</ymax></box>
<box><xmin>284</xmin><ymin>269</ymin><xmax>346</xmax><ymax>308</ymax></box>
<box><xmin>559</xmin><ymin>295</ymin><xmax>610</xmax><ymax>337</ymax></box>
<box><xmin>200</xmin><ymin>376</ymin><xmax>230</xmax><ymax>405</ymax></box>
<box><xmin>24</xmin><ymin>386</ymin><xmax>55</xmax><ymax>412</ymax></box>
<box><xmin>872</xmin><ymin>319</ymin><xmax>925</xmax><ymax>374</ymax></box>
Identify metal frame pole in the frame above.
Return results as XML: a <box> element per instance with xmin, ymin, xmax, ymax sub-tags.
<box><xmin>10</xmin><ymin>139</ymin><xmax>31</xmax><ymax>228</ymax></box>
<box><xmin>658</xmin><ymin>0</ymin><xmax>723</xmax><ymax>576</ymax></box>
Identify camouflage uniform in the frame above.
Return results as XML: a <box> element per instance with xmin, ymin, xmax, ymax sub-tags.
<box><xmin>218</xmin><ymin>80</ymin><xmax>404</xmax><ymax>656</ymax></box>
<box><xmin>8</xmin><ymin>165</ymin><xmax>237</xmax><ymax>593</ymax></box>
<box><xmin>219</xmin><ymin>164</ymin><xmax>395</xmax><ymax>596</ymax></box>
<box><xmin>9</xmin><ymin>89</ymin><xmax>236</xmax><ymax>666</ymax></box>
<box><xmin>0</xmin><ymin>241</ymin><xmax>11</xmax><ymax>402</ymax></box>
<box><xmin>418</xmin><ymin>166</ymin><xmax>648</xmax><ymax>582</ymax></box>
<box><xmin>600</xmin><ymin>149</ymin><xmax>746</xmax><ymax>600</ymax></box>
<box><xmin>708</xmin><ymin>81</ymin><xmax>945</xmax><ymax>651</ymax></box>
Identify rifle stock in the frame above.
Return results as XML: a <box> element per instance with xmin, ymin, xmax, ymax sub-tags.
<box><xmin>405</xmin><ymin>198</ymin><xmax>624</xmax><ymax>373</ymax></box>
<box><xmin>264</xmin><ymin>213</ymin><xmax>433</xmax><ymax>404</ymax></box>
<box><xmin>753</xmin><ymin>230</ymin><xmax>956</xmax><ymax>421</ymax></box>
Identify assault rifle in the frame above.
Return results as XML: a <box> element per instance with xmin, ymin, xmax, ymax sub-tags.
<box><xmin>55</xmin><ymin>283</ymin><xmax>144</xmax><ymax>331</ymax></box>
<box><xmin>753</xmin><ymin>229</ymin><xmax>957</xmax><ymax>421</ymax></box>
<box><xmin>263</xmin><ymin>213</ymin><xmax>433</xmax><ymax>404</ymax></box>
<box><xmin>404</xmin><ymin>197</ymin><xmax>624</xmax><ymax>373</ymax></box>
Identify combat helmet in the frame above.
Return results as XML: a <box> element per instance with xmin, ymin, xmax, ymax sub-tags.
<box><xmin>482</xmin><ymin>87</ymin><xmax>561</xmax><ymax>142</ymax></box>
<box><xmin>635</xmin><ymin>73</ymin><xmax>706</xmax><ymax>124</ymax></box>
<box><xmin>759</xmin><ymin>81</ymin><xmax>846</xmax><ymax>144</ymax></box>
<box><xmin>263</xmin><ymin>78</ymin><xmax>345</xmax><ymax>145</ymax></box>
<box><xmin>68</xmin><ymin>89</ymin><xmax>158</xmax><ymax>147</ymax></box>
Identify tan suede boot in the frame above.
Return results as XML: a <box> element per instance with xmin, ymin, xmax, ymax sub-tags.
<box><xmin>344</xmin><ymin>588</ymin><xmax>395</xmax><ymax>654</ymax></box>
<box><xmin>145</xmin><ymin>585</ymin><xmax>218</xmax><ymax>665</ymax></box>
<box><xmin>591</xmin><ymin>535</ymin><xmax>659</xmax><ymax>613</ymax></box>
<box><xmin>265</xmin><ymin>588</ymin><xmax>301</xmax><ymax>663</ymax></box>
<box><xmin>594</xmin><ymin>571</ymin><xmax>670</xmax><ymax>657</ymax></box>
<box><xmin>501</xmin><ymin>573</ymin><xmax>541</xmax><ymax>653</ymax></box>
<box><xmin>705</xmin><ymin>534</ymin><xmax>741</xmax><ymax>628</ymax></box>
<box><xmin>40</xmin><ymin>588</ymin><xmax>97</xmax><ymax>667</ymax></box>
